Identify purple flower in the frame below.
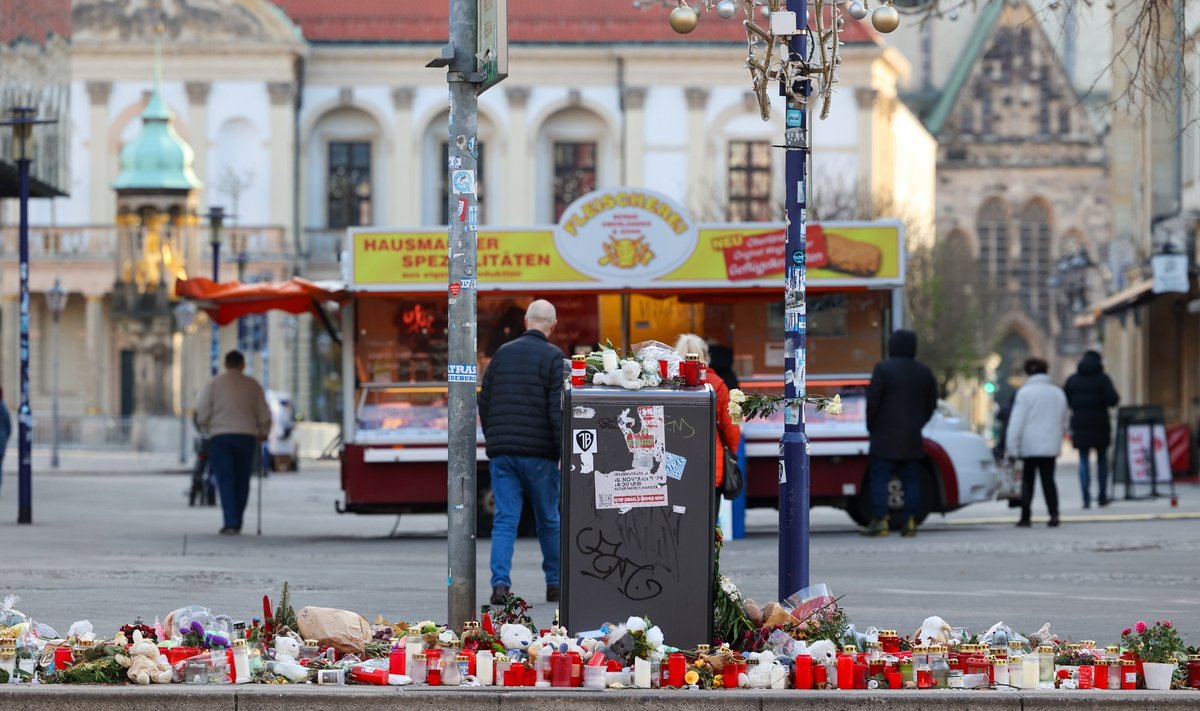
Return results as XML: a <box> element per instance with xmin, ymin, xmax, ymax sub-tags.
<box><xmin>1134</xmin><ymin>621</ymin><xmax>1147</xmax><ymax>635</ymax></box>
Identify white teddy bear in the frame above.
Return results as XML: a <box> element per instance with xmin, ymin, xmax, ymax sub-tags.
<box><xmin>114</xmin><ymin>631</ymin><xmax>173</xmax><ymax>684</ymax></box>
<box><xmin>592</xmin><ymin>359</ymin><xmax>647</xmax><ymax>390</ymax></box>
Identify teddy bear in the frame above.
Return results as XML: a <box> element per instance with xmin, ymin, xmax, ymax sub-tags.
<box><xmin>499</xmin><ymin>624</ymin><xmax>533</xmax><ymax>656</ymax></box>
<box><xmin>268</xmin><ymin>634</ymin><xmax>310</xmax><ymax>682</ymax></box>
<box><xmin>592</xmin><ymin>359</ymin><xmax>649</xmax><ymax>390</ymax></box>
<box><xmin>114</xmin><ymin>631</ymin><xmax>173</xmax><ymax>684</ymax></box>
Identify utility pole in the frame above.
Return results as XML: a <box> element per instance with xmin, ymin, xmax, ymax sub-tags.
<box><xmin>778</xmin><ymin>0</ymin><xmax>811</xmax><ymax>600</ymax></box>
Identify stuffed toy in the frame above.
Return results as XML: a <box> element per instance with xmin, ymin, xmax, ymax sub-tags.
<box><xmin>592</xmin><ymin>359</ymin><xmax>648</xmax><ymax>390</ymax></box>
<box><xmin>114</xmin><ymin>631</ymin><xmax>173</xmax><ymax>684</ymax></box>
<box><xmin>499</xmin><ymin>624</ymin><xmax>533</xmax><ymax>654</ymax></box>
<box><xmin>269</xmin><ymin>635</ymin><xmax>309</xmax><ymax>682</ymax></box>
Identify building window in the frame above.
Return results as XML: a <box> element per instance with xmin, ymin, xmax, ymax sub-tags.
<box><xmin>976</xmin><ymin>197</ymin><xmax>1010</xmax><ymax>294</ymax></box>
<box><xmin>1018</xmin><ymin>200</ymin><xmax>1053</xmax><ymax>324</ymax></box>
<box><xmin>439</xmin><ymin>141</ymin><xmax>485</xmax><ymax>224</ymax></box>
<box><xmin>552</xmin><ymin>141</ymin><xmax>597</xmax><ymax>221</ymax></box>
<box><xmin>327</xmin><ymin>141</ymin><xmax>371</xmax><ymax>229</ymax></box>
<box><xmin>727</xmin><ymin>140</ymin><xmax>773</xmax><ymax>222</ymax></box>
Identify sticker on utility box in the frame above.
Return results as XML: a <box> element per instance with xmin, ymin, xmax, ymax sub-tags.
<box><xmin>595</xmin><ymin>469</ymin><xmax>668</xmax><ymax>510</ymax></box>
<box><xmin>447</xmin><ymin>364</ymin><xmax>477</xmax><ymax>382</ymax></box>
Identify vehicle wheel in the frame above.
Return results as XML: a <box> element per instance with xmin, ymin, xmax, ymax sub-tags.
<box><xmin>848</xmin><ymin>464</ymin><xmax>936</xmax><ymax>530</ymax></box>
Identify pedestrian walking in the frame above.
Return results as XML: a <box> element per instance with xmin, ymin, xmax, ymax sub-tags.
<box><xmin>0</xmin><ymin>388</ymin><xmax>10</xmax><ymax>493</ymax></box>
<box><xmin>479</xmin><ymin>300</ymin><xmax>564</xmax><ymax>606</ymax></box>
<box><xmin>1006</xmin><ymin>357</ymin><xmax>1069</xmax><ymax>527</ymax></box>
<box><xmin>1063</xmin><ymin>350</ymin><xmax>1119</xmax><ymax>508</ymax></box>
<box><xmin>194</xmin><ymin>351</ymin><xmax>272</xmax><ymax>535</ymax></box>
<box><xmin>863</xmin><ymin>330</ymin><xmax>939</xmax><ymax>537</ymax></box>
<box><xmin>673</xmin><ymin>335</ymin><xmax>743</xmax><ymax>508</ymax></box>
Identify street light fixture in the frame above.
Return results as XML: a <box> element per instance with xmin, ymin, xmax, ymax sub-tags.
<box><xmin>206</xmin><ymin>206</ymin><xmax>226</xmax><ymax>376</ymax></box>
<box><xmin>1</xmin><ymin>104</ymin><xmax>57</xmax><ymax>525</ymax></box>
<box><xmin>45</xmin><ymin>278</ymin><xmax>68</xmax><ymax>469</ymax></box>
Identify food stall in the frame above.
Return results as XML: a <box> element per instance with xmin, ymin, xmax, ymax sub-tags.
<box><xmin>337</xmin><ymin>187</ymin><xmax>921</xmax><ymax>527</ymax></box>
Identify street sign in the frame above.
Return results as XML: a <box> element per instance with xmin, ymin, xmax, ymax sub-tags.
<box><xmin>476</xmin><ymin>0</ymin><xmax>508</xmax><ymax>94</ymax></box>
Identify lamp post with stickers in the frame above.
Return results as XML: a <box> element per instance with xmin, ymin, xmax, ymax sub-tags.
<box><xmin>430</xmin><ymin>0</ymin><xmax>508</xmax><ymax>630</ymax></box>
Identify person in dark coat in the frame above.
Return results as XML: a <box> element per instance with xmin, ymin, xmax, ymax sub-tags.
<box><xmin>478</xmin><ymin>299</ymin><xmax>565</xmax><ymax>606</ymax></box>
<box><xmin>863</xmin><ymin>330</ymin><xmax>939</xmax><ymax>537</ymax></box>
<box><xmin>1063</xmin><ymin>350</ymin><xmax>1119</xmax><ymax>508</ymax></box>
<box><xmin>0</xmin><ymin>388</ymin><xmax>10</xmax><ymax>493</ymax></box>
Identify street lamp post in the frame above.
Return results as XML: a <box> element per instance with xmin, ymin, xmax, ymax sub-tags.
<box><xmin>2</xmin><ymin>105</ymin><xmax>56</xmax><ymax>524</ymax></box>
<box><xmin>236</xmin><ymin>250</ymin><xmax>249</xmax><ymax>356</ymax></box>
<box><xmin>174</xmin><ymin>300</ymin><xmax>198</xmax><ymax>465</ymax></box>
<box><xmin>206</xmin><ymin>207</ymin><xmax>226</xmax><ymax>376</ymax></box>
<box><xmin>45</xmin><ymin>278</ymin><xmax>68</xmax><ymax>469</ymax></box>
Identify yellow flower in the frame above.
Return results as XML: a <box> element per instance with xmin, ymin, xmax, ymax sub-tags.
<box><xmin>728</xmin><ymin>388</ymin><xmax>746</xmax><ymax>404</ymax></box>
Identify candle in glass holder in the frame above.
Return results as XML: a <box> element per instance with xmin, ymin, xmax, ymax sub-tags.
<box><xmin>1120</xmin><ymin>659</ymin><xmax>1136</xmax><ymax>690</ymax></box>
<box><xmin>794</xmin><ymin>654</ymin><xmax>813</xmax><ymax>689</ymax></box>
<box><xmin>571</xmin><ymin>355</ymin><xmax>587</xmax><ymax>386</ymax></box>
<box><xmin>878</xmin><ymin>630</ymin><xmax>899</xmax><ymax>655</ymax></box>
<box><xmin>1187</xmin><ymin>654</ymin><xmax>1200</xmax><ymax>689</ymax></box>
<box><xmin>680</xmin><ymin>354</ymin><xmax>700</xmax><ymax>386</ymax></box>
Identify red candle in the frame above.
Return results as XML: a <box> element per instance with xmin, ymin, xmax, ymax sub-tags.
<box><xmin>658</xmin><ymin>359</ymin><xmax>669</xmax><ymax>379</ymax></box>
<box><xmin>504</xmin><ymin>666</ymin><xmax>522</xmax><ymax>687</ymax></box>
<box><xmin>1094</xmin><ymin>661</ymin><xmax>1109</xmax><ymax>689</ymax></box>
<box><xmin>568</xmin><ymin>651</ymin><xmax>583</xmax><ymax>687</ymax></box>
<box><xmin>53</xmin><ymin>647</ymin><xmax>73</xmax><ymax>672</ymax></box>
<box><xmin>668</xmin><ymin>652</ymin><xmax>686</xmax><ymax>688</ymax></box>
<box><xmin>1078</xmin><ymin>664</ymin><xmax>1094</xmax><ymax>689</ymax></box>
<box><xmin>571</xmin><ymin>356</ymin><xmax>587</xmax><ymax>387</ymax></box>
<box><xmin>550</xmin><ymin>652</ymin><xmax>570</xmax><ymax>687</ymax></box>
<box><xmin>1121</xmin><ymin>661</ymin><xmax>1136</xmax><ymax>690</ymax></box>
<box><xmin>886</xmin><ymin>671</ymin><xmax>903</xmax><ymax>689</ymax></box>
<box><xmin>794</xmin><ymin>655</ymin><xmax>813</xmax><ymax>689</ymax></box>
<box><xmin>837</xmin><ymin>655</ymin><xmax>854</xmax><ymax>690</ymax></box>
<box><xmin>388</xmin><ymin>646</ymin><xmax>406</xmax><ymax>676</ymax></box>
<box><xmin>427</xmin><ymin>667</ymin><xmax>442</xmax><ymax>686</ymax></box>
<box><xmin>813</xmin><ymin>663</ymin><xmax>828</xmax><ymax>687</ymax></box>
<box><xmin>680</xmin><ymin>357</ymin><xmax>699</xmax><ymax>386</ymax></box>
<box><xmin>854</xmin><ymin>662</ymin><xmax>868</xmax><ymax>689</ymax></box>
<box><xmin>878</xmin><ymin>631</ymin><xmax>900</xmax><ymax>654</ymax></box>
<box><xmin>1187</xmin><ymin>655</ymin><xmax>1200</xmax><ymax>688</ymax></box>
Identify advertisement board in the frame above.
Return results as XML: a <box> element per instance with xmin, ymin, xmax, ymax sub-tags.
<box><xmin>347</xmin><ymin>189</ymin><xmax>902</xmax><ymax>291</ymax></box>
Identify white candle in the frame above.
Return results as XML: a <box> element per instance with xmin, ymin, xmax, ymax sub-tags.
<box><xmin>602</xmin><ymin>349</ymin><xmax>618</xmax><ymax>373</ymax></box>
<box><xmin>633</xmin><ymin>657</ymin><xmax>651</xmax><ymax>688</ymax></box>
<box><xmin>405</xmin><ymin>635</ymin><xmax>423</xmax><ymax>660</ymax></box>
<box><xmin>1021</xmin><ymin>655</ymin><xmax>1038</xmax><ymax>689</ymax></box>
<box><xmin>476</xmin><ymin>649</ymin><xmax>494</xmax><ymax>686</ymax></box>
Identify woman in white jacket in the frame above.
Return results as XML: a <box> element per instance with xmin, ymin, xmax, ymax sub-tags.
<box><xmin>1005</xmin><ymin>357</ymin><xmax>1069</xmax><ymax>527</ymax></box>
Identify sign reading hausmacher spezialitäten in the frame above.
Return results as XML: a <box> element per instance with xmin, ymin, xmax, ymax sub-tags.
<box><xmin>347</xmin><ymin>188</ymin><xmax>902</xmax><ymax>291</ymax></box>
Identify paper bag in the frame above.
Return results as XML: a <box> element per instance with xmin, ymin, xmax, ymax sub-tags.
<box><xmin>296</xmin><ymin>607</ymin><xmax>371</xmax><ymax>654</ymax></box>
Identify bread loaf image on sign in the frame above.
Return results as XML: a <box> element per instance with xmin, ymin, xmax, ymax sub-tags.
<box><xmin>825</xmin><ymin>233</ymin><xmax>881</xmax><ymax>276</ymax></box>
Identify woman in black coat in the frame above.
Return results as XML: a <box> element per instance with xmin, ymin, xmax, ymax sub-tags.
<box><xmin>1063</xmin><ymin>350</ymin><xmax>1119</xmax><ymax>508</ymax></box>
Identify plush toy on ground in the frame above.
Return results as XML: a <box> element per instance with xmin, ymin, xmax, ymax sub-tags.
<box><xmin>114</xmin><ymin>631</ymin><xmax>173</xmax><ymax>684</ymax></box>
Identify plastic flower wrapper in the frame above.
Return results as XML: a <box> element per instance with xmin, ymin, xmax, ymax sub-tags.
<box><xmin>0</xmin><ymin>594</ymin><xmax>29</xmax><ymax>629</ymax></box>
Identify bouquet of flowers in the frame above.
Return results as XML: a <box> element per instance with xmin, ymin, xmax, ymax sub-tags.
<box><xmin>583</xmin><ymin>341</ymin><xmax>668</xmax><ymax>390</ymax></box>
<box><xmin>727</xmin><ymin>388</ymin><xmax>842</xmax><ymax>424</ymax></box>
<box><xmin>1121</xmin><ymin>620</ymin><xmax>1184</xmax><ymax>664</ymax></box>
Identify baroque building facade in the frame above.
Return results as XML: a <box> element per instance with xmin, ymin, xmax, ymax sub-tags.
<box><xmin>0</xmin><ymin>0</ymin><xmax>936</xmax><ymax>449</ymax></box>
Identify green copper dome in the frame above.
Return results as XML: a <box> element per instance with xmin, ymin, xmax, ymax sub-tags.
<box><xmin>113</xmin><ymin>41</ymin><xmax>202</xmax><ymax>192</ymax></box>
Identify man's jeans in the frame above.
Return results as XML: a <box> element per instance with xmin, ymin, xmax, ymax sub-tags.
<box><xmin>489</xmin><ymin>455</ymin><xmax>560</xmax><ymax>589</ymax></box>
<box><xmin>209</xmin><ymin>433</ymin><xmax>256</xmax><ymax>530</ymax></box>
<box><xmin>1077</xmin><ymin>446</ymin><xmax>1108</xmax><ymax>506</ymax></box>
<box><xmin>869</xmin><ymin>456</ymin><xmax>921</xmax><ymax>522</ymax></box>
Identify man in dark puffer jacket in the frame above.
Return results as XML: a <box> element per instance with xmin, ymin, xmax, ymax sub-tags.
<box><xmin>479</xmin><ymin>299</ymin><xmax>565</xmax><ymax>605</ymax></box>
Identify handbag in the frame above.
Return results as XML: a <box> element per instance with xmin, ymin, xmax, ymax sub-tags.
<box><xmin>721</xmin><ymin>445</ymin><xmax>744</xmax><ymax>501</ymax></box>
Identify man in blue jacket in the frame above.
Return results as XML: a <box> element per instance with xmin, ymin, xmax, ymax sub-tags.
<box><xmin>479</xmin><ymin>299</ymin><xmax>564</xmax><ymax>605</ymax></box>
<box><xmin>864</xmin><ymin>330</ymin><xmax>939</xmax><ymax>538</ymax></box>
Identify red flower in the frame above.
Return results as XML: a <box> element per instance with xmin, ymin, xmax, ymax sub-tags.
<box><xmin>1134</xmin><ymin>621</ymin><xmax>1147</xmax><ymax>635</ymax></box>
<box><xmin>1121</xmin><ymin>628</ymin><xmax>1131</xmax><ymax>636</ymax></box>
<box><xmin>1163</xmin><ymin>620</ymin><xmax>1172</xmax><ymax>628</ymax></box>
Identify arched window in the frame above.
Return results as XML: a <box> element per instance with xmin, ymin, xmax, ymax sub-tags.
<box><xmin>976</xmin><ymin>197</ymin><xmax>1010</xmax><ymax>293</ymax></box>
<box><xmin>306</xmin><ymin>106</ymin><xmax>382</xmax><ymax>229</ymax></box>
<box><xmin>1018</xmin><ymin>199</ymin><xmax>1053</xmax><ymax>325</ymax></box>
<box><xmin>536</xmin><ymin>107</ymin><xmax>610</xmax><ymax>222</ymax></box>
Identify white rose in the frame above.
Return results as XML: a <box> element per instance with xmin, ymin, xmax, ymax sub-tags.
<box><xmin>825</xmin><ymin>394</ymin><xmax>843</xmax><ymax>416</ymax></box>
<box><xmin>645</xmin><ymin>626</ymin><xmax>664</xmax><ymax>649</ymax></box>
<box><xmin>727</xmin><ymin>401</ymin><xmax>744</xmax><ymax>425</ymax></box>
<box><xmin>729</xmin><ymin>388</ymin><xmax>746</xmax><ymax>404</ymax></box>
<box><xmin>625</xmin><ymin>616</ymin><xmax>646</xmax><ymax>632</ymax></box>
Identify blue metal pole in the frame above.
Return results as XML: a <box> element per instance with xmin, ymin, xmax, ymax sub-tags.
<box><xmin>210</xmin><ymin>242</ymin><xmax>221</xmax><ymax>376</ymax></box>
<box><xmin>778</xmin><ymin>0</ymin><xmax>810</xmax><ymax>600</ymax></box>
<box><xmin>16</xmin><ymin>155</ymin><xmax>32</xmax><ymax>524</ymax></box>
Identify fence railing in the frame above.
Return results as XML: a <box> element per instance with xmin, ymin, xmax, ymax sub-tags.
<box><xmin>0</xmin><ymin>225</ymin><xmax>292</xmax><ymax>262</ymax></box>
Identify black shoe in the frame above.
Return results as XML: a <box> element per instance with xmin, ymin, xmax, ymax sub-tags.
<box><xmin>1015</xmin><ymin>520</ymin><xmax>1031</xmax><ymax>528</ymax></box>
<box><xmin>1099</xmin><ymin>496</ymin><xmax>1111</xmax><ymax>507</ymax></box>
<box><xmin>489</xmin><ymin>585</ymin><xmax>509</xmax><ymax>606</ymax></box>
<box><xmin>546</xmin><ymin>585</ymin><xmax>560</xmax><ymax>603</ymax></box>
<box><xmin>1083</xmin><ymin>502</ymin><xmax>1091</xmax><ymax>510</ymax></box>
<box><xmin>1048</xmin><ymin>518</ymin><xmax>1060</xmax><ymax>528</ymax></box>
<box><xmin>219</xmin><ymin>527</ymin><xmax>240</xmax><ymax>535</ymax></box>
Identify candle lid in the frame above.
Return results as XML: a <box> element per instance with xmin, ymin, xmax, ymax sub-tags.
<box><xmin>1094</xmin><ymin>659</ymin><xmax>1107</xmax><ymax>666</ymax></box>
<box><xmin>696</xmin><ymin>644</ymin><xmax>710</xmax><ymax>653</ymax></box>
<box><xmin>456</xmin><ymin>654</ymin><xmax>469</xmax><ymax>661</ymax></box>
<box><xmin>1067</xmin><ymin>644</ymin><xmax>1082</xmax><ymax>650</ymax></box>
<box><xmin>571</xmin><ymin>355</ymin><xmax>586</xmax><ymax>361</ymax></box>
<box><xmin>1010</xmin><ymin>655</ymin><xmax>1023</xmax><ymax>663</ymax></box>
<box><xmin>232</xmin><ymin>639</ymin><xmax>247</xmax><ymax>649</ymax></box>
<box><xmin>303</xmin><ymin>639</ymin><xmax>319</xmax><ymax>646</ymax></box>
<box><xmin>867</xmin><ymin>641</ymin><xmax>883</xmax><ymax>650</ymax></box>
<box><xmin>842</xmin><ymin>645</ymin><xmax>858</xmax><ymax>654</ymax></box>
<box><xmin>685</xmin><ymin>353</ymin><xmax>700</xmax><ymax>361</ymax></box>
<box><xmin>1120</xmin><ymin>658</ymin><xmax>1135</xmax><ymax>666</ymax></box>
<box><xmin>991</xmin><ymin>658</ymin><xmax>1006</xmax><ymax>666</ymax></box>
<box><xmin>1038</xmin><ymin>645</ymin><xmax>1054</xmax><ymax>653</ymax></box>
<box><xmin>413</xmin><ymin>653</ymin><xmax>426</xmax><ymax>660</ymax></box>
<box><xmin>1105</xmin><ymin>645</ymin><xmax>1120</xmax><ymax>653</ymax></box>
<box><xmin>745</xmin><ymin>658</ymin><xmax>759</xmax><ymax>666</ymax></box>
<box><xmin>878</xmin><ymin>630</ymin><xmax>897</xmax><ymax>637</ymax></box>
<box><xmin>1188</xmin><ymin>654</ymin><xmax>1200</xmax><ymax>661</ymax></box>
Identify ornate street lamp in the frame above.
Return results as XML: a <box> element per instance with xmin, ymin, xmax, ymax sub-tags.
<box><xmin>45</xmin><ymin>278</ymin><xmax>68</xmax><ymax>469</ymax></box>
<box><xmin>206</xmin><ymin>206</ymin><xmax>226</xmax><ymax>375</ymax></box>
<box><xmin>1</xmin><ymin>104</ymin><xmax>56</xmax><ymax>524</ymax></box>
